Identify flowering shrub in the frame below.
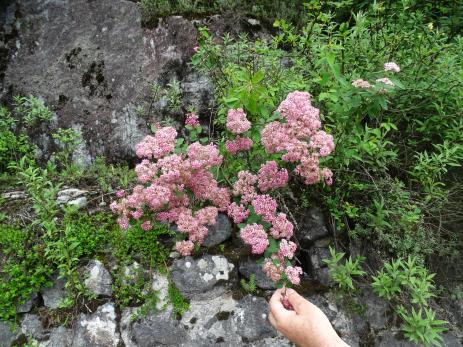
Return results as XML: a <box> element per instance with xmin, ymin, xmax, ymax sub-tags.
<box><xmin>112</xmin><ymin>91</ymin><xmax>335</xmax><ymax>287</ymax></box>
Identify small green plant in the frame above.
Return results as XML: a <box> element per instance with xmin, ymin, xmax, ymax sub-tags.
<box><xmin>166</xmin><ymin>78</ymin><xmax>182</xmax><ymax>112</ymax></box>
<box><xmin>13</xmin><ymin>95</ymin><xmax>52</xmax><ymax>127</ymax></box>
<box><xmin>324</xmin><ymin>246</ymin><xmax>365</xmax><ymax>291</ymax></box>
<box><xmin>0</xmin><ymin>224</ymin><xmax>52</xmax><ymax>321</ymax></box>
<box><xmin>240</xmin><ymin>273</ymin><xmax>257</xmax><ymax>293</ymax></box>
<box><xmin>372</xmin><ymin>257</ymin><xmax>447</xmax><ymax>346</ymax></box>
<box><xmin>398</xmin><ymin>306</ymin><xmax>447</xmax><ymax>347</ymax></box>
<box><xmin>0</xmin><ymin>106</ymin><xmax>35</xmax><ymax>172</ymax></box>
<box><xmin>167</xmin><ymin>280</ymin><xmax>189</xmax><ymax>317</ymax></box>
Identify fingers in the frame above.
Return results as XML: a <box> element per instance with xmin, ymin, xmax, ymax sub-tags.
<box><xmin>286</xmin><ymin>288</ymin><xmax>311</xmax><ymax>314</ymax></box>
<box><xmin>269</xmin><ymin>288</ymin><xmax>296</xmax><ymax>321</ymax></box>
<box><xmin>268</xmin><ymin>312</ymin><xmax>277</xmax><ymax>328</ymax></box>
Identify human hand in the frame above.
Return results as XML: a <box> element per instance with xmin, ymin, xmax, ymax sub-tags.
<box><xmin>268</xmin><ymin>288</ymin><xmax>349</xmax><ymax>347</ymax></box>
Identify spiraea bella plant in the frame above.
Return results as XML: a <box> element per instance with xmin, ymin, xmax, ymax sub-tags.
<box><xmin>112</xmin><ymin>91</ymin><xmax>335</xmax><ymax>287</ymax></box>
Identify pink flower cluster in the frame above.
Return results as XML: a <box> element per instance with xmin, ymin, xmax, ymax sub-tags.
<box><xmin>240</xmin><ymin>223</ymin><xmax>269</xmax><ymax>254</ymax></box>
<box><xmin>226</xmin><ymin>108</ymin><xmax>251</xmax><ymax>134</ymax></box>
<box><xmin>185</xmin><ymin>112</ymin><xmax>200</xmax><ymax>127</ymax></box>
<box><xmin>352</xmin><ymin>79</ymin><xmax>372</xmax><ymax>89</ymax></box>
<box><xmin>225</xmin><ymin>136</ymin><xmax>253</xmax><ymax>155</ymax></box>
<box><xmin>227</xmin><ymin>202</ymin><xmax>249</xmax><ymax>224</ymax></box>
<box><xmin>376</xmin><ymin>77</ymin><xmax>394</xmax><ymax>86</ymax></box>
<box><xmin>135</xmin><ymin>127</ymin><xmax>177</xmax><ymax>159</ymax></box>
<box><xmin>229</xmin><ymin>163</ymin><xmax>301</xmax><ymax>284</ymax></box>
<box><xmin>257</xmin><ymin>161</ymin><xmax>288</xmax><ymax>192</ymax></box>
<box><xmin>112</xmin><ymin>127</ymin><xmax>231</xmax><ymax>257</ymax></box>
<box><xmin>384</xmin><ymin>62</ymin><xmax>400</xmax><ymax>73</ymax></box>
<box><xmin>261</xmin><ymin>91</ymin><xmax>335</xmax><ymax>185</ymax></box>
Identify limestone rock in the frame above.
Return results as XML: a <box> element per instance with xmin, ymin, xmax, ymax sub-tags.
<box><xmin>83</xmin><ymin>259</ymin><xmax>113</xmax><ymax>297</ymax></box>
<box><xmin>72</xmin><ymin>302</ymin><xmax>120</xmax><ymax>347</ymax></box>
<box><xmin>172</xmin><ymin>255</ymin><xmax>236</xmax><ymax>300</ymax></box>
<box><xmin>41</xmin><ymin>274</ymin><xmax>67</xmax><ymax>309</ymax></box>
<box><xmin>40</xmin><ymin>326</ymin><xmax>73</xmax><ymax>347</ymax></box>
<box><xmin>297</xmin><ymin>207</ymin><xmax>331</xmax><ymax>249</ymax></box>
<box><xmin>131</xmin><ymin>308</ymin><xmax>188</xmax><ymax>347</ymax></box>
<box><xmin>233</xmin><ymin>295</ymin><xmax>277</xmax><ymax>342</ymax></box>
<box><xmin>239</xmin><ymin>258</ymin><xmax>276</xmax><ymax>290</ymax></box>
<box><xmin>56</xmin><ymin>188</ymin><xmax>88</xmax><ymax>204</ymax></box>
<box><xmin>17</xmin><ymin>291</ymin><xmax>38</xmax><ymax>313</ymax></box>
<box><xmin>0</xmin><ymin>321</ymin><xmax>19</xmax><ymax>347</ymax></box>
<box><xmin>21</xmin><ymin>314</ymin><xmax>47</xmax><ymax>341</ymax></box>
<box><xmin>203</xmin><ymin>213</ymin><xmax>232</xmax><ymax>247</ymax></box>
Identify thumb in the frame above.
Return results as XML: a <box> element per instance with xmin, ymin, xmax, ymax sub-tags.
<box><xmin>286</xmin><ymin>289</ymin><xmax>311</xmax><ymax>314</ymax></box>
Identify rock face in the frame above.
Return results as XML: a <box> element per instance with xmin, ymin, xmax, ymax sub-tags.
<box><xmin>171</xmin><ymin>254</ymin><xmax>236</xmax><ymax>300</ymax></box>
<box><xmin>203</xmin><ymin>213</ymin><xmax>232</xmax><ymax>247</ymax></box>
<box><xmin>40</xmin><ymin>274</ymin><xmax>67</xmax><ymax>309</ymax></box>
<box><xmin>131</xmin><ymin>308</ymin><xmax>188</xmax><ymax>347</ymax></box>
<box><xmin>72</xmin><ymin>302</ymin><xmax>120</xmax><ymax>347</ymax></box>
<box><xmin>239</xmin><ymin>257</ymin><xmax>277</xmax><ymax>290</ymax></box>
<box><xmin>297</xmin><ymin>207</ymin><xmax>331</xmax><ymax>249</ymax></box>
<box><xmin>0</xmin><ymin>321</ymin><xmax>19</xmax><ymax>347</ymax></box>
<box><xmin>121</xmin><ymin>293</ymin><xmax>285</xmax><ymax>347</ymax></box>
<box><xmin>83</xmin><ymin>259</ymin><xmax>113</xmax><ymax>297</ymax></box>
<box><xmin>21</xmin><ymin>314</ymin><xmax>47</xmax><ymax>341</ymax></box>
<box><xmin>1</xmin><ymin>0</ymin><xmax>201</xmax><ymax>162</ymax></box>
<box><xmin>233</xmin><ymin>295</ymin><xmax>277</xmax><ymax>342</ymax></box>
<box><xmin>16</xmin><ymin>292</ymin><xmax>38</xmax><ymax>313</ymax></box>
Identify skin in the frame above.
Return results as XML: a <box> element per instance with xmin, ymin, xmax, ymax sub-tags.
<box><xmin>268</xmin><ymin>288</ymin><xmax>349</xmax><ymax>347</ymax></box>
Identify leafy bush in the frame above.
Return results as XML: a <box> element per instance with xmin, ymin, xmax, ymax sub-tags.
<box><xmin>323</xmin><ymin>246</ymin><xmax>365</xmax><ymax>291</ymax></box>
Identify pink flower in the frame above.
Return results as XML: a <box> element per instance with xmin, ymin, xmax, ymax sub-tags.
<box><xmin>252</xmin><ymin>195</ymin><xmax>278</xmax><ymax>223</ymax></box>
<box><xmin>309</xmin><ymin>131</ymin><xmax>335</xmax><ymax>157</ymax></box>
<box><xmin>196</xmin><ymin>206</ymin><xmax>218</xmax><ymax>226</ymax></box>
<box><xmin>187</xmin><ymin>142</ymin><xmax>223</xmax><ymax>169</ymax></box>
<box><xmin>226</xmin><ymin>109</ymin><xmax>251</xmax><ymax>134</ymax></box>
<box><xmin>376</xmin><ymin>77</ymin><xmax>394</xmax><ymax>86</ymax></box>
<box><xmin>240</xmin><ymin>223</ymin><xmax>269</xmax><ymax>254</ymax></box>
<box><xmin>285</xmin><ymin>266</ymin><xmax>303</xmax><ymax>285</ymax></box>
<box><xmin>294</xmin><ymin>155</ymin><xmax>321</xmax><ymax>185</ymax></box>
<box><xmin>233</xmin><ymin>170</ymin><xmax>258</xmax><ymax>204</ymax></box>
<box><xmin>257</xmin><ymin>161</ymin><xmax>288</xmax><ymax>192</ymax></box>
<box><xmin>269</xmin><ymin>213</ymin><xmax>294</xmax><ymax>239</ymax></box>
<box><xmin>144</xmin><ymin>184</ymin><xmax>171</xmax><ymax>210</ymax></box>
<box><xmin>321</xmin><ymin>168</ymin><xmax>333</xmax><ymax>186</ymax></box>
<box><xmin>176</xmin><ymin>240</ymin><xmax>195</xmax><ymax>256</ymax></box>
<box><xmin>227</xmin><ymin>202</ymin><xmax>250</xmax><ymax>224</ymax></box>
<box><xmin>263</xmin><ymin>258</ymin><xmax>282</xmax><ymax>282</ymax></box>
<box><xmin>116</xmin><ymin>189</ymin><xmax>125</xmax><ymax>198</ymax></box>
<box><xmin>278</xmin><ymin>239</ymin><xmax>297</xmax><ymax>259</ymax></box>
<box><xmin>135</xmin><ymin>159</ymin><xmax>158</xmax><ymax>183</ymax></box>
<box><xmin>225</xmin><ymin>136</ymin><xmax>253</xmax><ymax>155</ymax></box>
<box><xmin>117</xmin><ymin>216</ymin><xmax>129</xmax><ymax>230</ymax></box>
<box><xmin>131</xmin><ymin>210</ymin><xmax>143</xmax><ymax>219</ymax></box>
<box><xmin>384</xmin><ymin>62</ymin><xmax>400</xmax><ymax>73</ymax></box>
<box><xmin>135</xmin><ymin>127</ymin><xmax>177</xmax><ymax>159</ymax></box>
<box><xmin>193</xmin><ymin>45</ymin><xmax>199</xmax><ymax>52</ymax></box>
<box><xmin>185</xmin><ymin>112</ymin><xmax>200</xmax><ymax>127</ymax></box>
<box><xmin>141</xmin><ymin>220</ymin><xmax>152</xmax><ymax>231</ymax></box>
<box><xmin>352</xmin><ymin>79</ymin><xmax>372</xmax><ymax>88</ymax></box>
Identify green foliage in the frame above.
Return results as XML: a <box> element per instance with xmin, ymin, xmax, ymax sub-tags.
<box><xmin>372</xmin><ymin>257</ymin><xmax>436</xmax><ymax>306</ymax></box>
<box><xmin>372</xmin><ymin>257</ymin><xmax>447</xmax><ymax>346</ymax></box>
<box><xmin>13</xmin><ymin>95</ymin><xmax>52</xmax><ymax>127</ymax></box>
<box><xmin>0</xmin><ymin>224</ymin><xmax>52</xmax><ymax>321</ymax></box>
<box><xmin>240</xmin><ymin>273</ymin><xmax>257</xmax><ymax>293</ymax></box>
<box><xmin>165</xmin><ymin>78</ymin><xmax>182</xmax><ymax>112</ymax></box>
<box><xmin>139</xmin><ymin>0</ymin><xmax>307</xmax><ymax>27</ymax></box>
<box><xmin>0</xmin><ymin>106</ymin><xmax>34</xmax><ymax>172</ymax></box>
<box><xmin>398</xmin><ymin>306</ymin><xmax>447</xmax><ymax>347</ymax></box>
<box><xmin>324</xmin><ymin>246</ymin><xmax>365</xmax><ymax>291</ymax></box>
<box><xmin>51</xmin><ymin>128</ymin><xmax>84</xmax><ymax>182</ymax></box>
<box><xmin>167</xmin><ymin>280</ymin><xmax>189</xmax><ymax>317</ymax></box>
